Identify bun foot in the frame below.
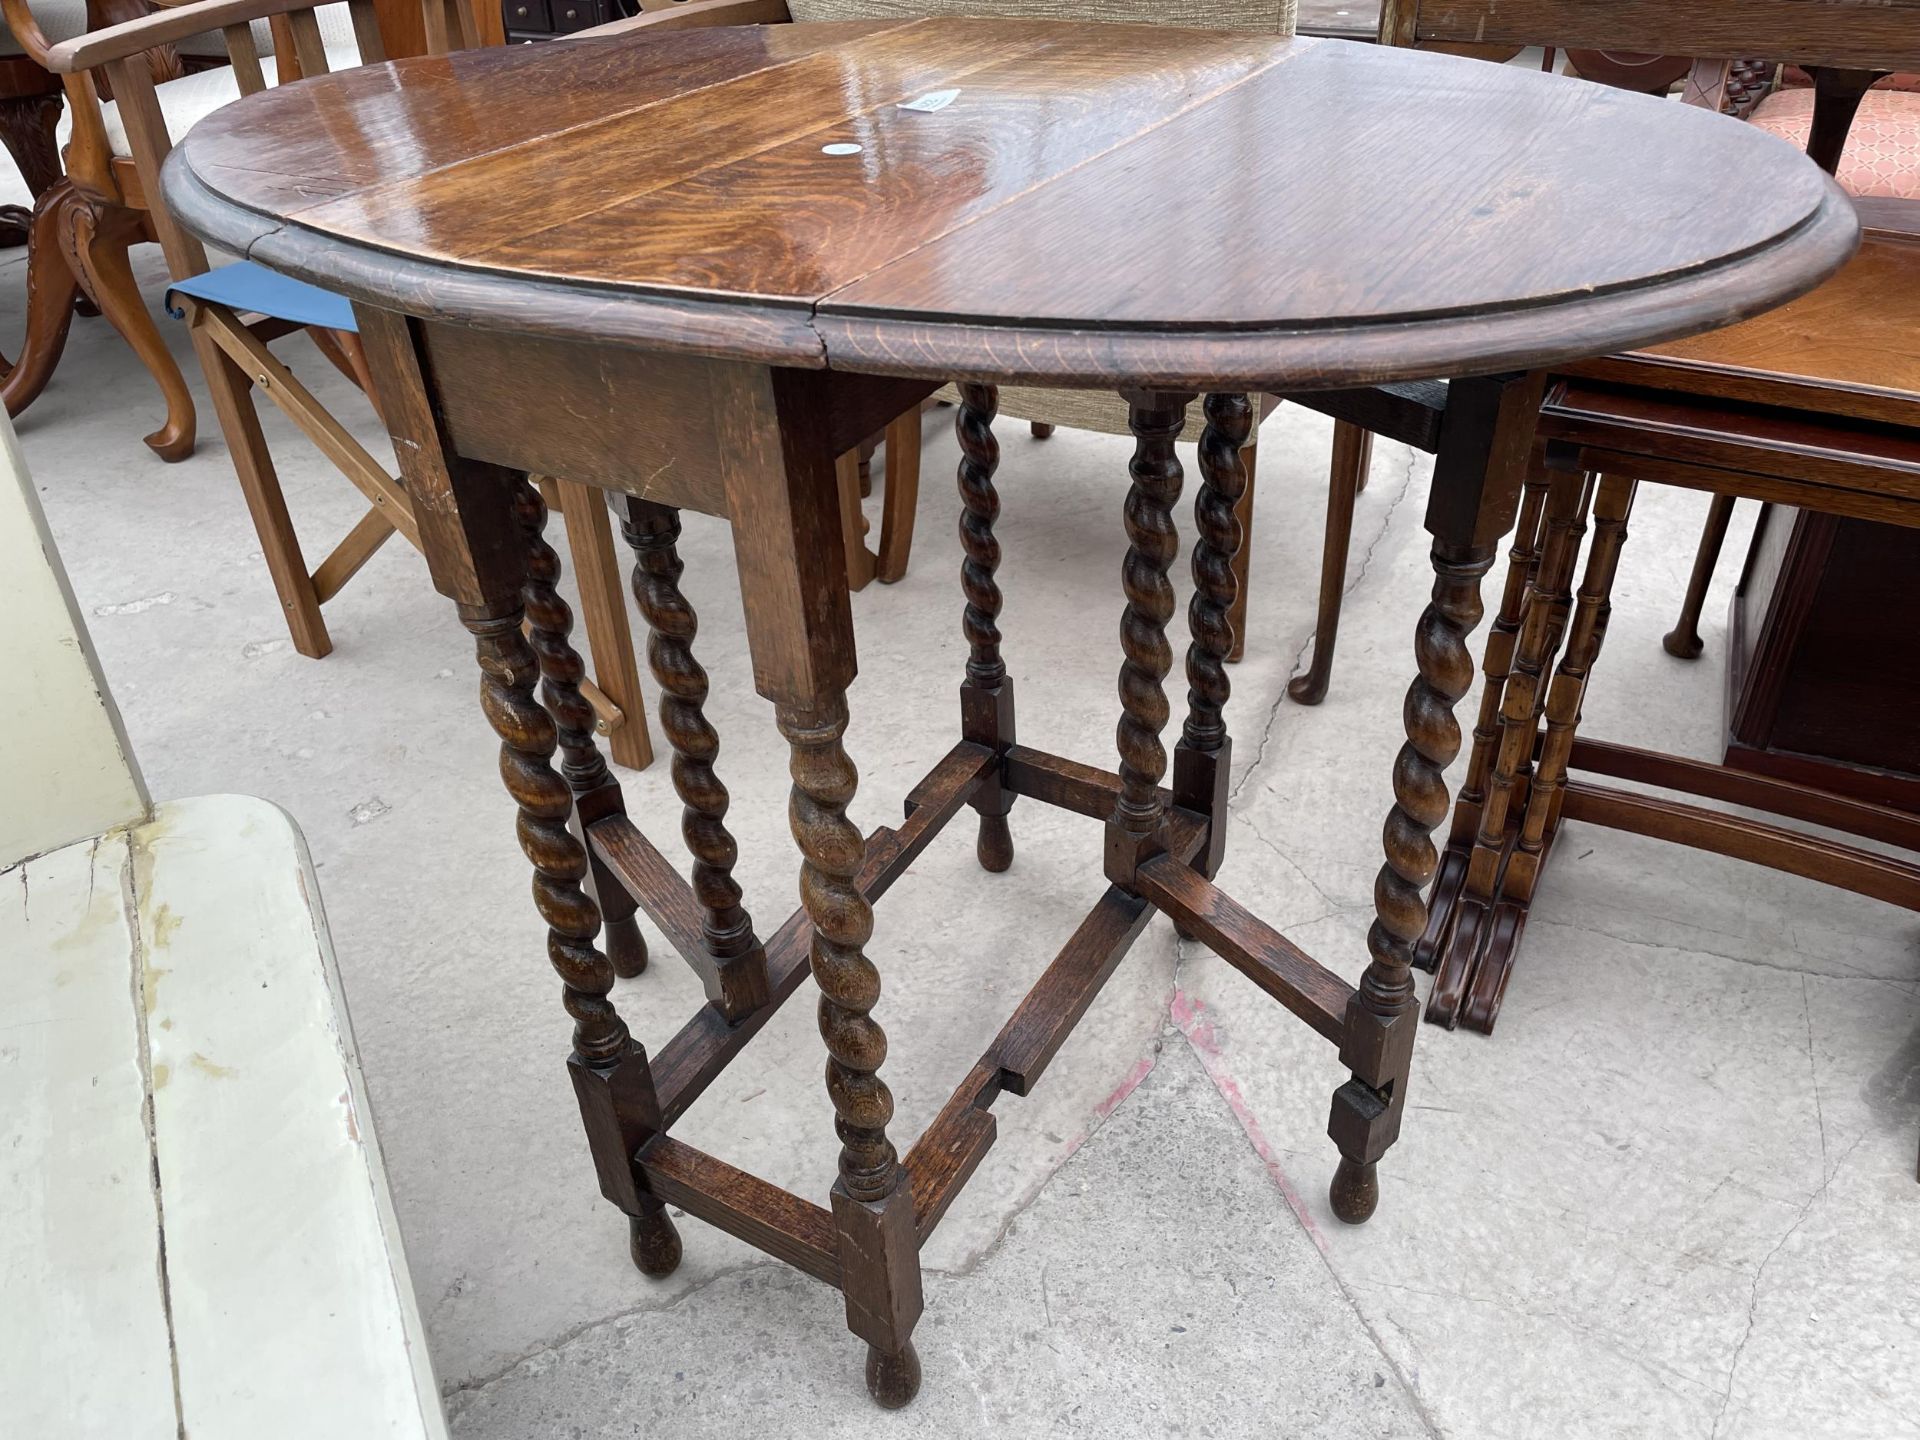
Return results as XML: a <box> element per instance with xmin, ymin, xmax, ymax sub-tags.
<box><xmin>1329</xmin><ymin>1157</ymin><xmax>1379</xmax><ymax>1225</ymax></box>
<box><xmin>1661</xmin><ymin>627</ymin><xmax>1704</xmax><ymax>660</ymax></box>
<box><xmin>628</xmin><ymin>1203</ymin><xmax>682</xmax><ymax>1278</ymax></box>
<box><xmin>976</xmin><ymin>813</ymin><xmax>1014</xmax><ymax>873</ymax></box>
<box><xmin>865</xmin><ymin>1341</ymin><xmax>922</xmax><ymax>1409</ymax></box>
<box><xmin>605</xmin><ymin>913</ymin><xmax>648</xmax><ymax>979</ymax></box>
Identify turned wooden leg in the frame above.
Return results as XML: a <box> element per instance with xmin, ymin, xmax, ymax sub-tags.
<box><xmin>516</xmin><ymin>480</ymin><xmax>648</xmax><ymax>980</ymax></box>
<box><xmin>956</xmin><ymin>382</ymin><xmax>1018</xmax><ymax>872</ymax></box>
<box><xmin>780</xmin><ymin>695</ymin><xmax>922</xmax><ymax>1406</ymax></box>
<box><xmin>59</xmin><ymin>197</ymin><xmax>194</xmax><ymax>461</ymax></box>
<box><xmin>0</xmin><ymin>93</ymin><xmax>62</xmax><ymax>248</ymax></box>
<box><xmin>1106</xmin><ymin>389</ymin><xmax>1193</xmax><ymax>888</ymax></box>
<box><xmin>1290</xmin><ymin>420</ymin><xmax>1371</xmax><ymax>705</ymax></box>
<box><xmin>1425</xmin><ymin>468</ymin><xmax>1590</xmax><ymax>1028</ymax></box>
<box><xmin>874</xmin><ymin>407</ymin><xmax>921</xmax><ymax>584</ymax></box>
<box><xmin>1415</xmin><ymin>451</ymin><xmax>1552</xmax><ymax>973</ymax></box>
<box><xmin>1330</xmin><ymin>546</ymin><xmax>1492</xmax><ymax>1222</ymax></box>
<box><xmin>1</xmin><ymin>180</ymin><xmax>81</xmax><ymax>417</ymax></box>
<box><xmin>1663</xmin><ymin>493</ymin><xmax>1736</xmax><ymax>659</ymax></box>
<box><xmin>620</xmin><ymin>498</ymin><xmax>769</xmax><ymax>1017</ymax></box>
<box><xmin>461</xmin><ymin>595</ymin><xmax>678</xmax><ymax>1275</ymax></box>
<box><xmin>1457</xmin><ymin>475</ymin><xmax>1638</xmax><ymax>1033</ymax></box>
<box><xmin>1227</xmin><ymin>434</ymin><xmax>1259</xmax><ymax>665</ymax></box>
<box><xmin>1176</xmin><ymin>393</ymin><xmax>1250</xmax><ymax>882</ymax></box>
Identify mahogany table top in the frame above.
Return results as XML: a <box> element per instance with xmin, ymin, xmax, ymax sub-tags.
<box><xmin>163</xmin><ymin>19</ymin><xmax>1857</xmax><ymax>389</ymax></box>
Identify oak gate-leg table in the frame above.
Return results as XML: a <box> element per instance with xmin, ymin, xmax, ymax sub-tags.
<box><xmin>160</xmin><ymin>16</ymin><xmax>1854</xmax><ymax>1407</ymax></box>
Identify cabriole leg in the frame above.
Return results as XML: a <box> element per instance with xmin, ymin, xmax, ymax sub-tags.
<box><xmin>956</xmin><ymin>382</ymin><xmax>1017</xmax><ymax>872</ymax></box>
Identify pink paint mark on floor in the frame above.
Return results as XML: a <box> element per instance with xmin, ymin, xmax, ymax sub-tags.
<box><xmin>1171</xmin><ymin>987</ymin><xmax>1331</xmax><ymax>1254</ymax></box>
<box><xmin>1094</xmin><ymin>1054</ymin><xmax>1156</xmax><ymax>1121</ymax></box>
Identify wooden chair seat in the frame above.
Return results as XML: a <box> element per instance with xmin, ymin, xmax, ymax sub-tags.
<box><xmin>1749</xmin><ymin>85</ymin><xmax>1920</xmax><ymax>198</ymax></box>
<box><xmin>1567</xmin><ymin>227</ymin><xmax>1920</xmax><ymax>427</ymax></box>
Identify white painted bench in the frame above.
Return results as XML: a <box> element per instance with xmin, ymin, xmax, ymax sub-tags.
<box><xmin>1</xmin><ymin>412</ymin><xmax>448</xmax><ymax>1439</ymax></box>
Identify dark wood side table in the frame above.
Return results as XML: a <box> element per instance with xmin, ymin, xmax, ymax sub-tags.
<box><xmin>161</xmin><ymin>19</ymin><xmax>1853</xmax><ymax>1408</ymax></box>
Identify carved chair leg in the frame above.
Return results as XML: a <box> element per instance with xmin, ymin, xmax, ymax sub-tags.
<box><xmin>516</xmin><ymin>479</ymin><xmax>649</xmax><ymax>979</ymax></box>
<box><xmin>956</xmin><ymin>382</ymin><xmax>1018</xmax><ymax>872</ymax></box>
<box><xmin>191</xmin><ymin>325</ymin><xmax>329</xmax><ymax>657</ymax></box>
<box><xmin>1106</xmin><ymin>389</ymin><xmax>1194</xmax><ymax>889</ymax></box>
<box><xmin>620</xmin><ymin>498</ymin><xmax>768</xmax><ymax>1018</ymax></box>
<box><xmin>1</xmin><ymin>180</ymin><xmax>81</xmax><ymax>417</ymax></box>
<box><xmin>554</xmin><ymin>476</ymin><xmax>655</xmax><ymax>773</ymax></box>
<box><xmin>1176</xmin><ymin>394</ymin><xmax>1250</xmax><ymax>883</ymax></box>
<box><xmin>874</xmin><ymin>406</ymin><xmax>920</xmax><ymax>584</ymax></box>
<box><xmin>0</xmin><ymin>93</ymin><xmax>62</xmax><ymax>248</ymax></box>
<box><xmin>1227</xmin><ymin>433</ymin><xmax>1259</xmax><ymax>665</ymax></box>
<box><xmin>780</xmin><ymin>695</ymin><xmax>922</xmax><ymax>1407</ymax></box>
<box><xmin>1663</xmin><ymin>492</ymin><xmax>1736</xmax><ymax>659</ymax></box>
<box><xmin>1290</xmin><ymin>419</ymin><xmax>1371</xmax><ymax>705</ymax></box>
<box><xmin>59</xmin><ymin>197</ymin><xmax>194</xmax><ymax>461</ymax></box>
<box><xmin>461</xmin><ymin>593</ymin><xmax>678</xmax><ymax>1276</ymax></box>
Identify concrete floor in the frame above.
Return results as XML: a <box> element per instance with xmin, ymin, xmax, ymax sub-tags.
<box><xmin>13</xmin><ymin>221</ymin><xmax>1920</xmax><ymax>1438</ymax></box>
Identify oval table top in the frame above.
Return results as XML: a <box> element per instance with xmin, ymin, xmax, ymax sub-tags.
<box><xmin>162</xmin><ymin>19</ymin><xmax>1859</xmax><ymax>390</ymax></box>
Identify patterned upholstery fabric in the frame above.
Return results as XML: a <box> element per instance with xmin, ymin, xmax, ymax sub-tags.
<box><xmin>788</xmin><ymin>0</ymin><xmax>1294</xmax><ymax>29</ymax></box>
<box><xmin>1751</xmin><ymin>87</ymin><xmax>1920</xmax><ymax>200</ymax></box>
<box><xmin>0</xmin><ymin>0</ymin><xmax>90</xmax><ymax>58</ymax></box>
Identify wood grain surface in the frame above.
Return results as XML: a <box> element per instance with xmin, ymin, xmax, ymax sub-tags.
<box><xmin>164</xmin><ymin>19</ymin><xmax>1859</xmax><ymax>388</ymax></box>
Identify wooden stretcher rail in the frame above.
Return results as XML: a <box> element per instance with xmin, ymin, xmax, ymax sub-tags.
<box><xmin>1569</xmin><ymin>736</ymin><xmax>1920</xmax><ymax>853</ymax></box>
<box><xmin>1004</xmin><ymin>744</ymin><xmax>1208</xmax><ymax>857</ymax></box>
<box><xmin>904</xmin><ymin>812</ymin><xmax>1212</xmax><ymax>1246</ymax></box>
<box><xmin>588</xmin><ymin>816</ymin><xmax>707</xmax><ymax>973</ymax></box>
<box><xmin>1135</xmin><ymin>855</ymin><xmax>1354</xmax><ymax>1044</ymax></box>
<box><xmin>647</xmin><ymin>742</ymin><xmax>994</xmax><ymax>1127</ymax></box>
<box><xmin>640</xmin><ymin>1135</ymin><xmax>841</xmax><ymax>1287</ymax></box>
<box><xmin>1561</xmin><ymin>779</ymin><xmax>1920</xmax><ymax>911</ymax></box>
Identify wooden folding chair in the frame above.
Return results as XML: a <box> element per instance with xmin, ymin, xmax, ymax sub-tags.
<box><xmin>44</xmin><ymin>0</ymin><xmax>654</xmax><ymax>769</ymax></box>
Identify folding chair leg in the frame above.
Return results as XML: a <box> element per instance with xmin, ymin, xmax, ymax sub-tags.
<box><xmin>61</xmin><ymin>196</ymin><xmax>194</xmax><ymax>462</ymax></box>
<box><xmin>552</xmin><ymin>476</ymin><xmax>655</xmax><ymax>771</ymax></box>
<box><xmin>875</xmin><ymin>407</ymin><xmax>920</xmax><ymax>583</ymax></box>
<box><xmin>192</xmin><ymin>327</ymin><xmax>330</xmax><ymax>657</ymax></box>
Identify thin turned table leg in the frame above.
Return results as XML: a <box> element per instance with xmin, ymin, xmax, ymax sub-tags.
<box><xmin>1329</xmin><ymin>370</ymin><xmax>1544</xmax><ymax>1223</ymax></box>
<box><xmin>1664</xmin><ymin>493</ymin><xmax>1736</xmax><ymax>659</ymax></box>
<box><xmin>619</xmin><ymin>497</ymin><xmax>769</xmax><ymax>1018</ymax></box>
<box><xmin>517</xmin><ymin>479</ymin><xmax>648</xmax><ymax>980</ymax></box>
<box><xmin>1289</xmin><ymin>419</ymin><xmax>1370</xmax><ymax>705</ymax></box>
<box><xmin>1225</xmin><ymin>433</ymin><xmax>1258</xmax><ymax>665</ymax></box>
<box><xmin>1176</xmin><ymin>392</ymin><xmax>1251</xmax><ymax>881</ymax></box>
<box><xmin>1106</xmin><ymin>389</ymin><xmax>1194</xmax><ymax>887</ymax></box>
<box><xmin>956</xmin><ymin>382</ymin><xmax>1017</xmax><ymax>872</ymax></box>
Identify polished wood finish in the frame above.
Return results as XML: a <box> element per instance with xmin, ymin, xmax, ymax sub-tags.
<box><xmin>162</xmin><ymin>19</ymin><xmax>1855</xmax><ymax>1406</ymax></box>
